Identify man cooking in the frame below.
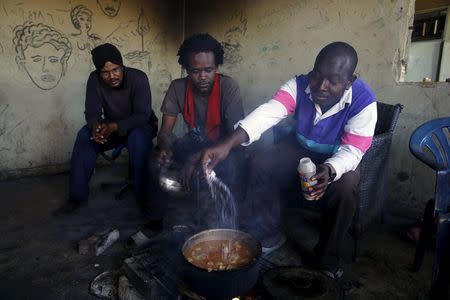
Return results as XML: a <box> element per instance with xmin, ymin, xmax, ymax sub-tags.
<box><xmin>201</xmin><ymin>42</ymin><xmax>377</xmax><ymax>279</ymax></box>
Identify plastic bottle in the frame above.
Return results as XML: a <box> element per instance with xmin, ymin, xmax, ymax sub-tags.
<box><xmin>298</xmin><ymin>157</ymin><xmax>317</xmax><ymax>200</ymax></box>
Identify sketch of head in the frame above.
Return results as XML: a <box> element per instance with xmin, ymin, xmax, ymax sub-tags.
<box><xmin>13</xmin><ymin>23</ymin><xmax>72</xmax><ymax>90</ymax></box>
<box><xmin>158</xmin><ymin>69</ymin><xmax>172</xmax><ymax>95</ymax></box>
<box><xmin>97</xmin><ymin>0</ymin><xmax>121</xmax><ymax>17</ymax></box>
<box><xmin>71</xmin><ymin>5</ymin><xmax>93</xmax><ymax>33</ymax></box>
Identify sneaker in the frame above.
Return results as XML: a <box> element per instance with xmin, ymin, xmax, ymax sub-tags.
<box><xmin>320</xmin><ymin>266</ymin><xmax>344</xmax><ymax>280</ymax></box>
<box><xmin>261</xmin><ymin>233</ymin><xmax>287</xmax><ymax>255</ymax></box>
<box><xmin>52</xmin><ymin>201</ymin><xmax>86</xmax><ymax>217</ymax></box>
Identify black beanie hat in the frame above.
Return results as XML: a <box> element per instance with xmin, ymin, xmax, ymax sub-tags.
<box><xmin>91</xmin><ymin>43</ymin><xmax>123</xmax><ymax>70</ymax></box>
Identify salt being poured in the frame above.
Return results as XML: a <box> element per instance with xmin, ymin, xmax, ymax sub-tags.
<box><xmin>203</xmin><ymin>164</ymin><xmax>238</xmax><ymax>230</ymax></box>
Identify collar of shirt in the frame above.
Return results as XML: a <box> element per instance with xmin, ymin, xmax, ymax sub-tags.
<box><xmin>304</xmin><ymin>85</ymin><xmax>353</xmax><ymax>125</ymax></box>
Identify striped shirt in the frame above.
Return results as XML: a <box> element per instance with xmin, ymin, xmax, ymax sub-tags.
<box><xmin>237</xmin><ymin>74</ymin><xmax>377</xmax><ymax>181</ymax></box>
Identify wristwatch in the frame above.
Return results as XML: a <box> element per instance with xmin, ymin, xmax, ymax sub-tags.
<box><xmin>325</xmin><ymin>164</ymin><xmax>336</xmax><ymax>182</ymax></box>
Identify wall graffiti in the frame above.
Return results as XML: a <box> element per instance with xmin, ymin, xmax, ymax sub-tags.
<box><xmin>124</xmin><ymin>50</ymin><xmax>151</xmax><ymax>74</ymax></box>
<box><xmin>0</xmin><ymin>104</ymin><xmax>25</xmax><ymax>153</ymax></box>
<box><xmin>123</xmin><ymin>5</ymin><xmax>153</xmax><ymax>75</ymax></box>
<box><xmin>221</xmin><ymin>11</ymin><xmax>247</xmax><ymax>73</ymax></box>
<box><xmin>97</xmin><ymin>0</ymin><xmax>121</xmax><ymax>18</ymax></box>
<box><xmin>70</xmin><ymin>5</ymin><xmax>101</xmax><ymax>51</ymax></box>
<box><xmin>137</xmin><ymin>5</ymin><xmax>151</xmax><ymax>52</ymax></box>
<box><xmin>13</xmin><ymin>22</ymin><xmax>72</xmax><ymax>90</ymax></box>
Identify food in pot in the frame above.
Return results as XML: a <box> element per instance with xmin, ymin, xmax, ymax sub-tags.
<box><xmin>183</xmin><ymin>239</ymin><xmax>256</xmax><ymax>272</ymax></box>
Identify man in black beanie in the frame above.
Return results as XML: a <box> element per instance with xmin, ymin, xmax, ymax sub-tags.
<box><xmin>54</xmin><ymin>43</ymin><xmax>154</xmax><ymax>217</ymax></box>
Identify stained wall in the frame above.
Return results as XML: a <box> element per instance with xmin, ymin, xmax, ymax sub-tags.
<box><xmin>0</xmin><ymin>0</ymin><xmax>183</xmax><ymax>178</ymax></box>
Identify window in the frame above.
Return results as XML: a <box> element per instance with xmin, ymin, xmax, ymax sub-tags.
<box><xmin>404</xmin><ymin>1</ymin><xmax>450</xmax><ymax>82</ymax></box>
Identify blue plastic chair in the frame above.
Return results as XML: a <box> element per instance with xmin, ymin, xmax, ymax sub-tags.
<box><xmin>409</xmin><ymin>117</ymin><xmax>450</xmax><ymax>298</ymax></box>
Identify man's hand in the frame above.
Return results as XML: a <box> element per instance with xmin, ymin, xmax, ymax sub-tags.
<box><xmin>182</xmin><ymin>152</ymin><xmax>201</xmax><ymax>190</ymax></box>
<box><xmin>156</xmin><ymin>132</ymin><xmax>174</xmax><ymax>167</ymax></box>
<box><xmin>309</xmin><ymin>164</ymin><xmax>331</xmax><ymax>200</ymax></box>
<box><xmin>98</xmin><ymin>122</ymin><xmax>118</xmax><ymax>140</ymax></box>
<box><xmin>157</xmin><ymin>148</ymin><xmax>173</xmax><ymax>167</ymax></box>
<box><xmin>201</xmin><ymin>127</ymin><xmax>249</xmax><ymax>173</ymax></box>
<box><xmin>201</xmin><ymin>142</ymin><xmax>232</xmax><ymax>173</ymax></box>
<box><xmin>90</xmin><ymin>121</ymin><xmax>106</xmax><ymax>144</ymax></box>
<box><xmin>90</xmin><ymin>122</ymin><xmax>118</xmax><ymax>144</ymax></box>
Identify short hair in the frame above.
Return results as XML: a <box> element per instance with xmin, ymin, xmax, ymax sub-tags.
<box><xmin>13</xmin><ymin>22</ymin><xmax>72</xmax><ymax>75</ymax></box>
<box><xmin>315</xmin><ymin>42</ymin><xmax>358</xmax><ymax>79</ymax></box>
<box><xmin>70</xmin><ymin>5</ymin><xmax>93</xmax><ymax>30</ymax></box>
<box><xmin>177</xmin><ymin>33</ymin><xmax>224</xmax><ymax>69</ymax></box>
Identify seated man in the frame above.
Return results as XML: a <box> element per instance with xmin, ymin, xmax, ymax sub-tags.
<box><xmin>201</xmin><ymin>42</ymin><xmax>377</xmax><ymax>279</ymax></box>
<box><xmin>55</xmin><ymin>43</ymin><xmax>153</xmax><ymax>215</ymax></box>
<box><xmin>145</xmin><ymin>33</ymin><xmax>245</xmax><ymax>233</ymax></box>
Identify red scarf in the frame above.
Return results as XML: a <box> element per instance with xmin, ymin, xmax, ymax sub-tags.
<box><xmin>183</xmin><ymin>74</ymin><xmax>221</xmax><ymax>142</ymax></box>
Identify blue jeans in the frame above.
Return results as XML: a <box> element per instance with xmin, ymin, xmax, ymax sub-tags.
<box><xmin>69</xmin><ymin>125</ymin><xmax>153</xmax><ymax>204</ymax></box>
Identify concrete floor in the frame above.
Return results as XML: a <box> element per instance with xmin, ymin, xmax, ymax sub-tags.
<box><xmin>0</xmin><ymin>162</ymin><xmax>439</xmax><ymax>299</ymax></box>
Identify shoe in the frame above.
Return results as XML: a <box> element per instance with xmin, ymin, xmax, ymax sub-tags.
<box><xmin>320</xmin><ymin>266</ymin><xmax>344</xmax><ymax>280</ymax></box>
<box><xmin>52</xmin><ymin>201</ymin><xmax>86</xmax><ymax>216</ymax></box>
<box><xmin>261</xmin><ymin>233</ymin><xmax>287</xmax><ymax>255</ymax></box>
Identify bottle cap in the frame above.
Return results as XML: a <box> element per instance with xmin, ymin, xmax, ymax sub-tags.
<box><xmin>298</xmin><ymin>157</ymin><xmax>316</xmax><ymax>173</ymax></box>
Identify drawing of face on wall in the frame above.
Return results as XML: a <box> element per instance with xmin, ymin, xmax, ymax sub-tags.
<box><xmin>124</xmin><ymin>50</ymin><xmax>151</xmax><ymax>74</ymax></box>
<box><xmin>97</xmin><ymin>0</ymin><xmax>121</xmax><ymax>17</ymax></box>
<box><xmin>13</xmin><ymin>23</ymin><xmax>72</xmax><ymax>90</ymax></box>
<box><xmin>70</xmin><ymin>5</ymin><xmax>101</xmax><ymax>51</ymax></box>
<box><xmin>71</xmin><ymin>5</ymin><xmax>92</xmax><ymax>33</ymax></box>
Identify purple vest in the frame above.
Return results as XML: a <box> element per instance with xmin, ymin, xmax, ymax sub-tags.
<box><xmin>294</xmin><ymin>73</ymin><xmax>376</xmax><ymax>154</ymax></box>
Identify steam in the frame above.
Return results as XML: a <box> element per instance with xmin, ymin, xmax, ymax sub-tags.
<box><xmin>204</xmin><ymin>169</ymin><xmax>238</xmax><ymax>230</ymax></box>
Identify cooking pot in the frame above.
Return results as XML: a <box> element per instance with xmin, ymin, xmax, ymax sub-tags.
<box><xmin>181</xmin><ymin>228</ymin><xmax>262</xmax><ymax>298</ymax></box>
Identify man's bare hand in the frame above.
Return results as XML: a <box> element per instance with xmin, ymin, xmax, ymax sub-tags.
<box><xmin>90</xmin><ymin>122</ymin><xmax>117</xmax><ymax>144</ymax></box>
<box><xmin>157</xmin><ymin>148</ymin><xmax>173</xmax><ymax>167</ymax></box>
<box><xmin>201</xmin><ymin>142</ymin><xmax>232</xmax><ymax>173</ymax></box>
<box><xmin>309</xmin><ymin>164</ymin><xmax>331</xmax><ymax>200</ymax></box>
<box><xmin>155</xmin><ymin>131</ymin><xmax>175</xmax><ymax>166</ymax></box>
<box><xmin>90</xmin><ymin>122</ymin><xmax>106</xmax><ymax>144</ymax></box>
<box><xmin>181</xmin><ymin>152</ymin><xmax>201</xmax><ymax>190</ymax></box>
<box><xmin>200</xmin><ymin>127</ymin><xmax>249</xmax><ymax>173</ymax></box>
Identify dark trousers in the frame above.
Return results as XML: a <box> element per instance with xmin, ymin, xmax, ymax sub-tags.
<box><xmin>246</xmin><ymin>134</ymin><xmax>359</xmax><ymax>268</ymax></box>
<box><xmin>69</xmin><ymin>125</ymin><xmax>152</xmax><ymax>204</ymax></box>
<box><xmin>145</xmin><ymin>133</ymin><xmax>246</xmax><ymax>226</ymax></box>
